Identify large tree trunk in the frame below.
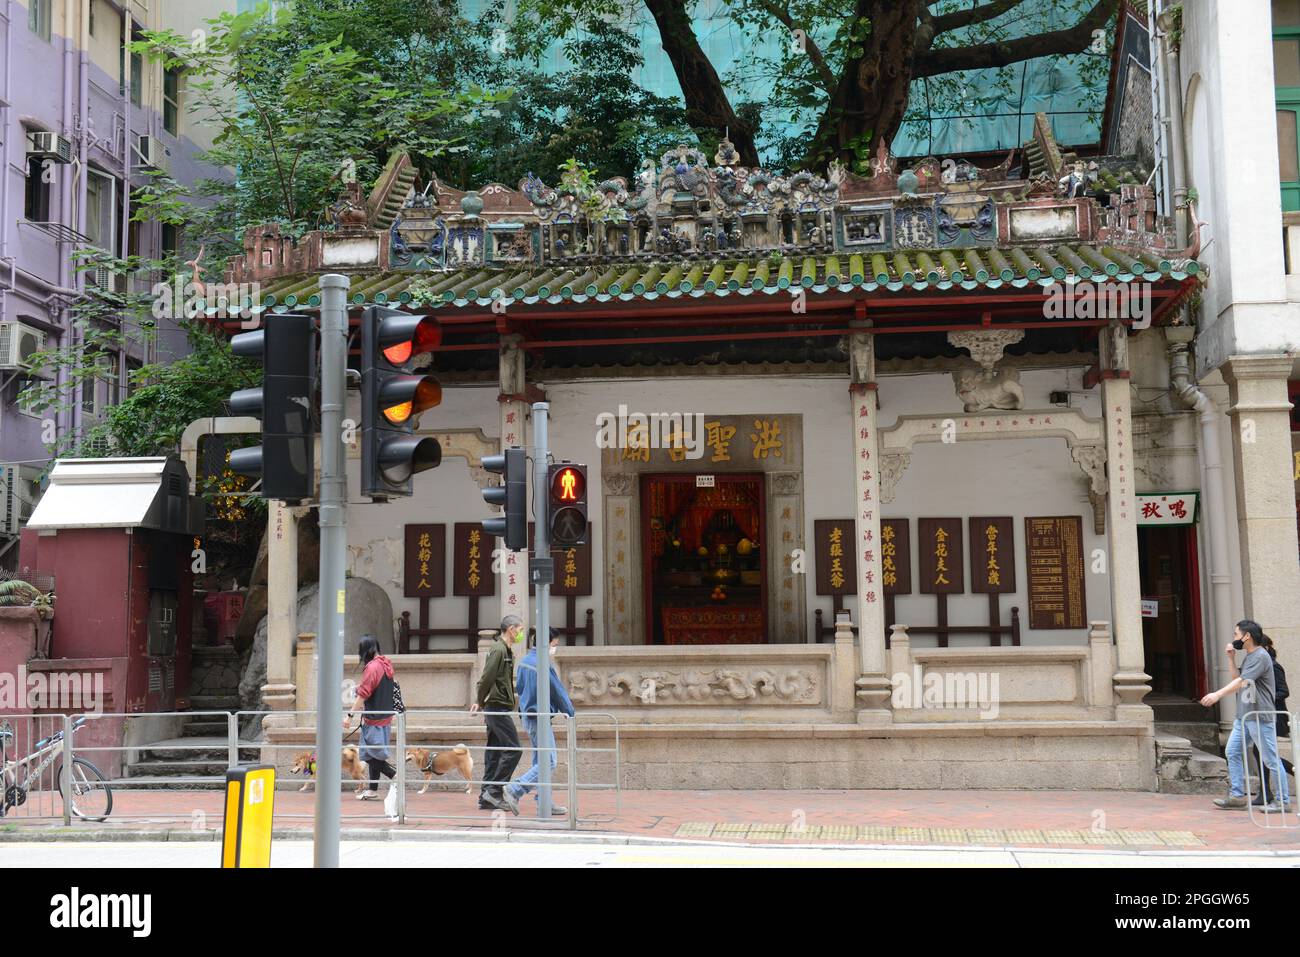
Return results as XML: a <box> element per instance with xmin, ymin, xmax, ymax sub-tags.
<box><xmin>806</xmin><ymin>0</ymin><xmax>923</xmax><ymax>170</ymax></box>
<box><xmin>643</xmin><ymin>0</ymin><xmax>760</xmax><ymax>166</ymax></box>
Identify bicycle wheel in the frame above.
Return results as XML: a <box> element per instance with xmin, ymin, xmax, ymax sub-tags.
<box><xmin>56</xmin><ymin>759</ymin><xmax>112</xmax><ymax>822</ymax></box>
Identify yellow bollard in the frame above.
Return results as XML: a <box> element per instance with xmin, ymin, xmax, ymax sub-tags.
<box><xmin>221</xmin><ymin>765</ymin><xmax>276</xmax><ymax>868</ymax></box>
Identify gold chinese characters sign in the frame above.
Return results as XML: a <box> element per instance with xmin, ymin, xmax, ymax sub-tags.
<box><xmin>403</xmin><ymin>524</ymin><xmax>446</xmax><ymax>598</ymax></box>
<box><xmin>918</xmin><ymin>518</ymin><xmax>964</xmax><ymax>594</ymax></box>
<box><xmin>453</xmin><ymin>523</ymin><xmax>495</xmax><ymax>597</ymax></box>
<box><xmin>608</xmin><ymin>414</ymin><xmax>788</xmax><ymax>466</ymax></box>
<box><xmin>1025</xmin><ymin>516</ymin><xmax>1086</xmax><ymax>629</ymax></box>
<box><xmin>880</xmin><ymin>519</ymin><xmax>911</xmax><ymax>595</ymax></box>
<box><xmin>814</xmin><ymin>519</ymin><xmax>856</xmax><ymax>596</ymax></box>
<box><xmin>969</xmin><ymin>517</ymin><xmax>1015</xmax><ymax>594</ymax></box>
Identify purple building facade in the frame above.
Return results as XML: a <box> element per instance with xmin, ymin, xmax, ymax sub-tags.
<box><xmin>0</xmin><ymin>0</ymin><xmax>230</xmax><ymax>568</ymax></box>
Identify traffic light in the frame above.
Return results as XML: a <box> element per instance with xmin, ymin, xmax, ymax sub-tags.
<box><xmin>227</xmin><ymin>313</ymin><xmax>316</xmax><ymax>502</ymax></box>
<box><xmin>482</xmin><ymin>447</ymin><xmax>527</xmax><ymax>551</ymax></box>
<box><xmin>361</xmin><ymin>306</ymin><xmax>443</xmax><ymax>500</ymax></box>
<box><xmin>547</xmin><ymin>462</ymin><xmax>588</xmax><ymax>546</ymax></box>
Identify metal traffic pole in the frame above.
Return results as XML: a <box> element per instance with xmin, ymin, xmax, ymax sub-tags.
<box><xmin>532</xmin><ymin>401</ymin><xmax>554</xmax><ymax>819</ymax></box>
<box><xmin>314</xmin><ymin>273</ymin><xmax>350</xmax><ymax>867</ymax></box>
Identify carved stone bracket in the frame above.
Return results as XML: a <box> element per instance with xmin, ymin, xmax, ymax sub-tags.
<box><xmin>948</xmin><ymin>329</ymin><xmax>1025</xmax><ymax>373</ymax></box>
<box><xmin>879</xmin><ymin>451</ymin><xmax>911</xmax><ymax>504</ymax></box>
<box><xmin>1070</xmin><ymin>443</ymin><xmax>1109</xmax><ymax>535</ymax></box>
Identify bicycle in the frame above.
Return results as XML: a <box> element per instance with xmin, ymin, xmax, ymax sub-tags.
<box><xmin>0</xmin><ymin>716</ymin><xmax>112</xmax><ymax>822</ymax></box>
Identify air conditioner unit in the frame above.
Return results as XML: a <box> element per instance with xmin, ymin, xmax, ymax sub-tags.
<box><xmin>136</xmin><ymin>135</ymin><xmax>171</xmax><ymax>173</ymax></box>
<box><xmin>86</xmin><ymin>266</ymin><xmax>128</xmax><ymax>295</ymax></box>
<box><xmin>27</xmin><ymin>131</ymin><xmax>73</xmax><ymax>164</ymax></box>
<box><xmin>0</xmin><ymin>465</ymin><xmax>33</xmax><ymax>536</ymax></box>
<box><xmin>0</xmin><ymin>322</ymin><xmax>47</xmax><ymax>371</ymax></box>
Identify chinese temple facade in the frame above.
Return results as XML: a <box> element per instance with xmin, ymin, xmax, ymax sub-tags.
<box><xmin>219</xmin><ymin>110</ymin><xmax>1222</xmax><ymax>790</ymax></box>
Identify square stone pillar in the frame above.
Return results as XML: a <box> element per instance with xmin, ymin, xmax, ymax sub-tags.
<box><xmin>498</xmin><ymin>336</ymin><xmax>529</xmax><ymax>637</ymax></box>
<box><xmin>1223</xmin><ymin>355</ymin><xmax>1300</xmax><ymax>649</ymax></box>
<box><xmin>261</xmin><ymin>501</ymin><xmax>301</xmax><ymax>716</ymax></box>
<box><xmin>1100</xmin><ymin>324</ymin><xmax>1151</xmax><ymax>719</ymax></box>
<box><xmin>849</xmin><ymin>330</ymin><xmax>891</xmax><ymax>724</ymax></box>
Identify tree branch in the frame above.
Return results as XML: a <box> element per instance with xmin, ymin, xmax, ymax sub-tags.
<box><xmin>913</xmin><ymin>0</ymin><xmax>1117</xmax><ymax>77</ymax></box>
<box><xmin>931</xmin><ymin>0</ymin><xmax>1026</xmax><ymax>37</ymax></box>
<box><xmin>755</xmin><ymin>0</ymin><xmax>836</xmax><ymax>93</ymax></box>
<box><xmin>642</xmin><ymin>0</ymin><xmax>759</xmax><ymax>165</ymax></box>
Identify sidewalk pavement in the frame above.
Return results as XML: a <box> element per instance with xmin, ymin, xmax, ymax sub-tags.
<box><xmin>3</xmin><ymin>787</ymin><xmax>1299</xmax><ymax>852</ymax></box>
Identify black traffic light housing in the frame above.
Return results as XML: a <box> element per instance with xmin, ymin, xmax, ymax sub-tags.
<box><xmin>482</xmin><ymin>447</ymin><xmax>527</xmax><ymax>551</ymax></box>
<box><xmin>547</xmin><ymin>462</ymin><xmax>588</xmax><ymax>546</ymax></box>
<box><xmin>227</xmin><ymin>313</ymin><xmax>316</xmax><ymax>502</ymax></box>
<box><xmin>361</xmin><ymin>306</ymin><xmax>443</xmax><ymax>500</ymax></box>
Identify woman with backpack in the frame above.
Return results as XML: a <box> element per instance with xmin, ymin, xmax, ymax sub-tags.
<box><xmin>346</xmin><ymin>634</ymin><xmax>399</xmax><ymax>814</ymax></box>
<box><xmin>1250</xmin><ymin>635</ymin><xmax>1294</xmax><ymax>806</ymax></box>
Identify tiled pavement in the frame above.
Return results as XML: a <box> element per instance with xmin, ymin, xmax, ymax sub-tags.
<box><xmin>4</xmin><ymin>787</ymin><xmax>1300</xmax><ymax>852</ymax></box>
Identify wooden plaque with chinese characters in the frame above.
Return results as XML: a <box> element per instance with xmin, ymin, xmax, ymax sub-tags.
<box><xmin>403</xmin><ymin>524</ymin><xmax>447</xmax><ymax>598</ymax></box>
<box><xmin>813</xmin><ymin>519</ymin><xmax>856</xmax><ymax>596</ymax></box>
<box><xmin>527</xmin><ymin>523</ymin><xmax>593</xmax><ymax>597</ymax></box>
<box><xmin>969</xmin><ymin>517</ymin><xmax>1015</xmax><ymax>594</ymax></box>
<box><xmin>452</xmin><ymin>523</ymin><xmax>495</xmax><ymax>597</ymax></box>
<box><xmin>1025</xmin><ymin>516</ymin><xmax>1086</xmax><ymax>629</ymax></box>
<box><xmin>881</xmin><ymin>519</ymin><xmax>911</xmax><ymax>595</ymax></box>
<box><xmin>918</xmin><ymin>518</ymin><xmax>964</xmax><ymax>594</ymax></box>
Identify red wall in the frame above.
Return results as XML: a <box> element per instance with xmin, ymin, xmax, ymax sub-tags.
<box><xmin>21</xmin><ymin>528</ymin><xmax>131</xmax><ymax>658</ymax></box>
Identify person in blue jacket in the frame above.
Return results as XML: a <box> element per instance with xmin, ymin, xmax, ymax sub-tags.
<box><xmin>507</xmin><ymin>628</ymin><xmax>575</xmax><ymax>815</ymax></box>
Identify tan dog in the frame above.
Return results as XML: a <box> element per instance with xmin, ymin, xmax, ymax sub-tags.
<box><xmin>405</xmin><ymin>746</ymin><xmax>474</xmax><ymax>794</ymax></box>
<box><xmin>290</xmin><ymin>747</ymin><xmax>369</xmax><ymax>794</ymax></box>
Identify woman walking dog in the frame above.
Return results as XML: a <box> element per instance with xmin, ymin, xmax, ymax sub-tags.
<box><xmin>346</xmin><ymin>634</ymin><xmax>400</xmax><ymax>818</ymax></box>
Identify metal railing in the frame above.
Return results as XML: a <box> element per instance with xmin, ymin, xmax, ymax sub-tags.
<box><xmin>0</xmin><ymin>708</ymin><xmax>621</xmax><ymax>831</ymax></box>
<box><xmin>1237</xmin><ymin>710</ymin><xmax>1298</xmax><ymax>830</ymax></box>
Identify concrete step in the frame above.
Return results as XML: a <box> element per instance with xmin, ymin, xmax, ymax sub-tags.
<box><xmin>1156</xmin><ymin>733</ymin><xmax>1230</xmax><ymax>794</ymax></box>
<box><xmin>1157</xmin><ymin>720</ymin><xmax>1220</xmax><ymax>754</ymax></box>
<box><xmin>1148</xmin><ymin>694</ymin><xmax>1210</xmax><ymax>724</ymax></box>
<box><xmin>183</xmin><ymin>718</ymin><xmax>232</xmax><ymax>737</ymax></box>
<box><xmin>133</xmin><ymin>737</ymin><xmax>258</xmax><ymax>763</ymax></box>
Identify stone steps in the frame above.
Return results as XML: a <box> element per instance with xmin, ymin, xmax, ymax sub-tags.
<box><xmin>189</xmin><ymin>694</ymin><xmax>242</xmax><ymax>712</ymax></box>
<box><xmin>1157</xmin><ymin>720</ymin><xmax>1221</xmax><ymax>754</ymax></box>
<box><xmin>1156</xmin><ymin>733</ymin><xmax>1229</xmax><ymax>794</ymax></box>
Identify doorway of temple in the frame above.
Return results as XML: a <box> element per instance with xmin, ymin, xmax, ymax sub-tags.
<box><xmin>1138</xmin><ymin>525</ymin><xmax>1207</xmax><ymax>699</ymax></box>
<box><xmin>640</xmin><ymin>473</ymin><xmax>767</xmax><ymax>645</ymax></box>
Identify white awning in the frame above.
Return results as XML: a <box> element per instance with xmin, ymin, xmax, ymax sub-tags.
<box><xmin>26</xmin><ymin>457</ymin><xmax>198</xmax><ymax>532</ymax></box>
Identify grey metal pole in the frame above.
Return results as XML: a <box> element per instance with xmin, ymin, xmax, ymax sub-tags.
<box><xmin>533</xmin><ymin>401</ymin><xmax>552</xmax><ymax>819</ymax></box>
<box><xmin>315</xmin><ymin>273</ymin><xmax>350</xmax><ymax>867</ymax></box>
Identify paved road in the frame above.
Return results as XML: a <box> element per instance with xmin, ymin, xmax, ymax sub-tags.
<box><xmin>3</xmin><ymin>839</ymin><xmax>1299</xmax><ymax>868</ymax></box>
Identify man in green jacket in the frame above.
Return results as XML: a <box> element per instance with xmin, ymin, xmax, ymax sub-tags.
<box><xmin>470</xmin><ymin>615</ymin><xmax>523</xmax><ymax>813</ymax></box>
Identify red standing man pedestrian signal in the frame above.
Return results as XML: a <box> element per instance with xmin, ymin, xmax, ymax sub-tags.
<box><xmin>547</xmin><ymin>463</ymin><xmax>588</xmax><ymax>546</ymax></box>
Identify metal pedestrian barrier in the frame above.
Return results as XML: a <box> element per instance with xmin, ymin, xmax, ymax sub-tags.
<box><xmin>0</xmin><ymin>708</ymin><xmax>621</xmax><ymax>830</ymax></box>
<box><xmin>1237</xmin><ymin>710</ymin><xmax>1299</xmax><ymax>829</ymax></box>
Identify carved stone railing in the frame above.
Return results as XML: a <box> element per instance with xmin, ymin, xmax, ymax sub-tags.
<box><xmin>885</xmin><ymin>621</ymin><xmax>1122</xmax><ymax>722</ymax></box>
<box><xmin>555</xmin><ymin>641</ymin><xmax>859</xmax><ymax>724</ymax></box>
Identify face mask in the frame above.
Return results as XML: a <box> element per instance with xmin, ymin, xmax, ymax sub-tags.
<box><xmin>1232</xmin><ymin>639</ymin><xmax>1245</xmax><ymax>651</ymax></box>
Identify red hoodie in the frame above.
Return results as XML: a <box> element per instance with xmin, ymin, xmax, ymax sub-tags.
<box><xmin>355</xmin><ymin>655</ymin><xmax>395</xmax><ymax>726</ymax></box>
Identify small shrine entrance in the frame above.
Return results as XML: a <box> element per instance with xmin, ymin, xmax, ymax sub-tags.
<box><xmin>640</xmin><ymin>473</ymin><xmax>767</xmax><ymax>644</ymax></box>
<box><xmin>1138</xmin><ymin>524</ymin><xmax>1206</xmax><ymax>698</ymax></box>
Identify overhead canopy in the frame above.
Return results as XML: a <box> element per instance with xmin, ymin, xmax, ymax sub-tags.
<box><xmin>26</xmin><ymin>458</ymin><xmax>201</xmax><ymax>534</ymax></box>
